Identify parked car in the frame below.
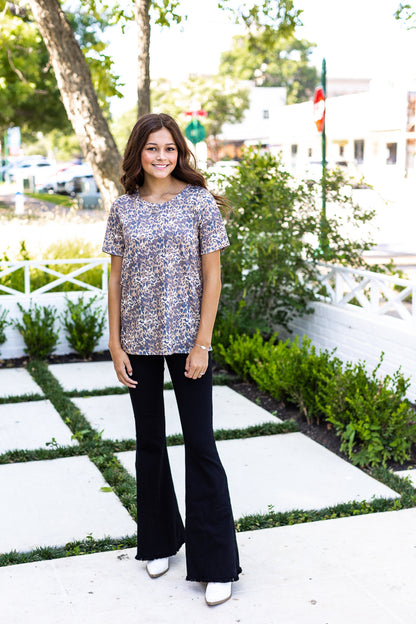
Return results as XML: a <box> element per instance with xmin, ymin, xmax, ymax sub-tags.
<box><xmin>41</xmin><ymin>162</ymin><xmax>98</xmax><ymax>196</ymax></box>
<box><xmin>6</xmin><ymin>156</ymin><xmax>56</xmax><ymax>189</ymax></box>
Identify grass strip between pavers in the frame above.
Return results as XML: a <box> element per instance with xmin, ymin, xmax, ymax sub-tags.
<box><xmin>0</xmin><ymin>535</ymin><xmax>137</xmax><ymax>567</ymax></box>
<box><xmin>236</xmin><ymin>467</ymin><xmax>416</xmax><ymax>531</ymax></box>
<box><xmin>0</xmin><ymin>423</ymin><xmax>297</xmax><ymax>464</ymax></box>
<box><xmin>0</xmin><ymin>393</ymin><xmax>44</xmax><ymax>404</ymax></box>
<box><xmin>1</xmin><ymin>359</ymin><xmax>415</xmax><ymax>569</ymax></box>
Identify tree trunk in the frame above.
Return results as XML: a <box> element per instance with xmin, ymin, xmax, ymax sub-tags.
<box><xmin>135</xmin><ymin>0</ymin><xmax>151</xmax><ymax>117</ymax></box>
<box><xmin>27</xmin><ymin>0</ymin><xmax>123</xmax><ymax>210</ymax></box>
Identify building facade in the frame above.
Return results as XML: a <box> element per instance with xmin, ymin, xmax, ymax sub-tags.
<box><xmin>218</xmin><ymin>80</ymin><xmax>416</xmax><ymax>187</ymax></box>
<box><xmin>269</xmin><ymin>80</ymin><xmax>416</xmax><ymax>186</ymax></box>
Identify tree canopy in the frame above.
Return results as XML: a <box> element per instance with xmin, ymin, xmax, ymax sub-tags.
<box><xmin>0</xmin><ymin>9</ymin><xmax>69</xmax><ymax>134</ymax></box>
<box><xmin>219</xmin><ymin>33</ymin><xmax>318</xmax><ymax>104</ymax></box>
<box><xmin>78</xmin><ymin>0</ymin><xmax>303</xmax><ymax>115</ymax></box>
<box><xmin>0</xmin><ymin>1</ymin><xmax>121</xmax><ymax>135</ymax></box>
<box><xmin>152</xmin><ymin>76</ymin><xmax>250</xmax><ymax>137</ymax></box>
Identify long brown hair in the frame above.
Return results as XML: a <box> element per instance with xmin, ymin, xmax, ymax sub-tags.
<box><xmin>120</xmin><ymin>113</ymin><xmax>228</xmax><ymax>210</ymax></box>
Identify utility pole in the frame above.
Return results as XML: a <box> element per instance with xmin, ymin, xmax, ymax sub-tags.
<box><xmin>320</xmin><ymin>58</ymin><xmax>329</xmax><ymax>257</ymax></box>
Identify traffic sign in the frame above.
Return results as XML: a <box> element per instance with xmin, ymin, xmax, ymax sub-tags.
<box><xmin>313</xmin><ymin>86</ymin><xmax>325</xmax><ymax>133</ymax></box>
<box><xmin>185</xmin><ymin>110</ymin><xmax>208</xmax><ymax>117</ymax></box>
<box><xmin>185</xmin><ymin>119</ymin><xmax>206</xmax><ymax>145</ymax></box>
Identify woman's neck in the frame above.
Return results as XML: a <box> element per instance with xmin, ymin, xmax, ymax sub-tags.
<box><xmin>139</xmin><ymin>176</ymin><xmax>186</xmax><ymax>204</ymax></box>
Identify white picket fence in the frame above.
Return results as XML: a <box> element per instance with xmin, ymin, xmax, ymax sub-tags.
<box><xmin>0</xmin><ymin>258</ymin><xmax>110</xmax><ymax>359</ymax></box>
<box><xmin>0</xmin><ymin>258</ymin><xmax>110</xmax><ymax>296</ymax></box>
<box><xmin>316</xmin><ymin>262</ymin><xmax>415</xmax><ymax>323</ymax></box>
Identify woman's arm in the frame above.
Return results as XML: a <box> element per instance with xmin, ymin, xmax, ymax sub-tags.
<box><xmin>108</xmin><ymin>255</ymin><xmax>137</xmax><ymax>388</ymax></box>
<box><xmin>185</xmin><ymin>249</ymin><xmax>222</xmax><ymax>380</ymax></box>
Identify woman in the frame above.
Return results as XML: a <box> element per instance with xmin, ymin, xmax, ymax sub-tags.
<box><xmin>102</xmin><ymin>113</ymin><xmax>241</xmax><ymax>606</ymax></box>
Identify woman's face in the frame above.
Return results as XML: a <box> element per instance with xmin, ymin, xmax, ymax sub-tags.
<box><xmin>140</xmin><ymin>127</ymin><xmax>178</xmax><ymax>182</ymax></box>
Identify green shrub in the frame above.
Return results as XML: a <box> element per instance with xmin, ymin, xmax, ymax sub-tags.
<box><xmin>14</xmin><ymin>302</ymin><xmax>59</xmax><ymax>359</ymax></box>
<box><xmin>322</xmin><ymin>357</ymin><xmax>416</xmax><ymax>466</ymax></box>
<box><xmin>216</xmin><ymin>330</ymin><xmax>416</xmax><ymax>466</ymax></box>
<box><xmin>61</xmin><ymin>295</ymin><xmax>106</xmax><ymax>359</ymax></box>
<box><xmin>250</xmin><ymin>336</ymin><xmax>340</xmax><ymax>424</ymax></box>
<box><xmin>0</xmin><ymin>308</ymin><xmax>11</xmax><ymax>348</ymax></box>
<box><xmin>216</xmin><ymin>330</ymin><xmax>278</xmax><ymax>380</ymax></box>
<box><xmin>220</xmin><ymin>333</ymin><xmax>339</xmax><ymax>423</ymax></box>
<box><xmin>220</xmin><ymin>148</ymin><xmax>376</xmax><ymax>336</ymax></box>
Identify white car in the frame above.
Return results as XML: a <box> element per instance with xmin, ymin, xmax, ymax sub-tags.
<box><xmin>41</xmin><ymin>162</ymin><xmax>98</xmax><ymax>195</ymax></box>
<box><xmin>8</xmin><ymin>157</ymin><xmax>56</xmax><ymax>190</ymax></box>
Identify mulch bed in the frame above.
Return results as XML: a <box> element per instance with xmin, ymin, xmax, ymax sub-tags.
<box><xmin>2</xmin><ymin>351</ymin><xmax>416</xmax><ymax>472</ymax></box>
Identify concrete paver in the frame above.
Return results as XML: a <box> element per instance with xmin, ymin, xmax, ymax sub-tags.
<box><xmin>117</xmin><ymin>433</ymin><xmax>399</xmax><ymax>519</ymax></box>
<box><xmin>0</xmin><ymin>399</ymin><xmax>78</xmax><ymax>453</ymax></box>
<box><xmin>0</xmin><ymin>456</ymin><xmax>136</xmax><ymax>553</ymax></box>
<box><xmin>0</xmin><ymin>368</ymin><xmax>43</xmax><ymax>398</ymax></box>
<box><xmin>73</xmin><ymin>386</ymin><xmax>280</xmax><ymax>440</ymax></box>
<box><xmin>1</xmin><ymin>508</ymin><xmax>416</xmax><ymax>624</ymax></box>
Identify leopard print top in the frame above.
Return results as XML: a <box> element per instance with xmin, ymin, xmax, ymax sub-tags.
<box><xmin>102</xmin><ymin>185</ymin><xmax>229</xmax><ymax>355</ymax></box>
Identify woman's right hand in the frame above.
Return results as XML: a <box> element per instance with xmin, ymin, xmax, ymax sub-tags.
<box><xmin>109</xmin><ymin>346</ymin><xmax>138</xmax><ymax>388</ymax></box>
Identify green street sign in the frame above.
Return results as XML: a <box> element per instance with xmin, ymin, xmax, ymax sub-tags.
<box><xmin>185</xmin><ymin>119</ymin><xmax>206</xmax><ymax>145</ymax></box>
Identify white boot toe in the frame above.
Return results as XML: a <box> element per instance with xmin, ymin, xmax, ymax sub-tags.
<box><xmin>146</xmin><ymin>557</ymin><xmax>169</xmax><ymax>578</ymax></box>
<box><xmin>205</xmin><ymin>582</ymin><xmax>232</xmax><ymax>606</ymax></box>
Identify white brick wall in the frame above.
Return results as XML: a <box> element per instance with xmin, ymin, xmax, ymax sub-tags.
<box><xmin>289</xmin><ymin>302</ymin><xmax>416</xmax><ymax>402</ymax></box>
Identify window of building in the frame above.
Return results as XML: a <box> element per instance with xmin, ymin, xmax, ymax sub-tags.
<box><xmin>307</xmin><ymin>148</ymin><xmax>312</xmax><ymax>158</ymax></box>
<box><xmin>291</xmin><ymin>144</ymin><xmax>298</xmax><ymax>156</ymax></box>
<box><xmin>263</xmin><ymin>110</ymin><xmax>269</xmax><ymax>119</ymax></box>
<box><xmin>354</xmin><ymin>140</ymin><xmax>364</xmax><ymax>164</ymax></box>
<box><xmin>339</xmin><ymin>145</ymin><xmax>345</xmax><ymax>157</ymax></box>
<box><xmin>386</xmin><ymin>143</ymin><xmax>397</xmax><ymax>164</ymax></box>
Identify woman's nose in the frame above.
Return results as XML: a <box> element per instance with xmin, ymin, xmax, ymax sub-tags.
<box><xmin>157</xmin><ymin>149</ymin><xmax>171</xmax><ymax>159</ymax></box>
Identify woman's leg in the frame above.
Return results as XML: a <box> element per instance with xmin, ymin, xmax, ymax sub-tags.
<box><xmin>166</xmin><ymin>353</ymin><xmax>242</xmax><ymax>582</ymax></box>
<box><xmin>128</xmin><ymin>354</ymin><xmax>185</xmax><ymax>561</ymax></box>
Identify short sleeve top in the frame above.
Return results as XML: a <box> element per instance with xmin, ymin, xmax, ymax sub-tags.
<box><xmin>102</xmin><ymin>184</ymin><xmax>229</xmax><ymax>355</ymax></box>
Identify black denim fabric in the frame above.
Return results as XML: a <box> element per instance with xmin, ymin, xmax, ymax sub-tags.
<box><xmin>128</xmin><ymin>353</ymin><xmax>242</xmax><ymax>582</ymax></box>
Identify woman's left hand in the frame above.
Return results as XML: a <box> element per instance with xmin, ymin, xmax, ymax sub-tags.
<box><xmin>184</xmin><ymin>346</ymin><xmax>209</xmax><ymax>380</ymax></box>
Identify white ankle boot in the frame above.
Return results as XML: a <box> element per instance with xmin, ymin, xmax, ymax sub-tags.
<box><xmin>205</xmin><ymin>582</ymin><xmax>232</xmax><ymax>606</ymax></box>
<box><xmin>146</xmin><ymin>557</ymin><xmax>169</xmax><ymax>578</ymax></box>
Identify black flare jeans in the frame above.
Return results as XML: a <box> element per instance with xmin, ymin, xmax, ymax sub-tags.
<box><xmin>128</xmin><ymin>352</ymin><xmax>242</xmax><ymax>583</ymax></box>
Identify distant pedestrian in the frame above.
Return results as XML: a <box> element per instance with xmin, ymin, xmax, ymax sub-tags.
<box><xmin>102</xmin><ymin>113</ymin><xmax>241</xmax><ymax>606</ymax></box>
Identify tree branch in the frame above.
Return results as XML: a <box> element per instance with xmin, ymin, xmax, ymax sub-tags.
<box><xmin>7</xmin><ymin>47</ymin><xmax>27</xmax><ymax>83</ymax></box>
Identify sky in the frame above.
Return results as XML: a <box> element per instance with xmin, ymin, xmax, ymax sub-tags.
<box><xmin>107</xmin><ymin>0</ymin><xmax>416</xmax><ymax>115</ymax></box>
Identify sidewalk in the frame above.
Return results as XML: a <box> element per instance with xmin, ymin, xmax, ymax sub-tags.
<box><xmin>0</xmin><ymin>361</ymin><xmax>415</xmax><ymax>623</ymax></box>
